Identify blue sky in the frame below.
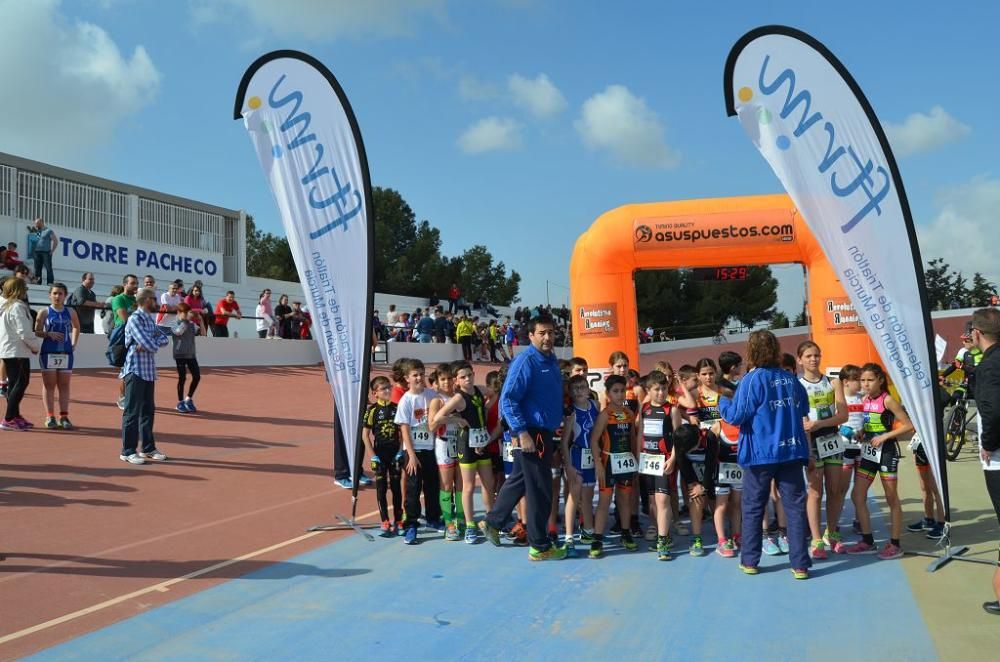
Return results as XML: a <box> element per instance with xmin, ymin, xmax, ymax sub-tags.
<box><xmin>3</xmin><ymin>0</ymin><xmax>998</xmax><ymax>315</ymax></box>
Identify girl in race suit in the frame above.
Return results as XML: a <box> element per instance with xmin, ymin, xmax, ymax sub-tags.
<box><xmin>837</xmin><ymin>364</ymin><xmax>866</xmax><ymax>534</ymax></box>
<box><xmin>845</xmin><ymin>363</ymin><xmax>913</xmax><ymax>560</ymax></box>
<box><xmin>605</xmin><ymin>352</ymin><xmax>645</xmax><ymax>537</ymax></box>
<box><xmin>562</xmin><ymin>375</ymin><xmax>600</xmax><ymax>557</ymax></box>
<box><xmin>428</xmin><ymin>364</ymin><xmax>464</xmax><ymax>541</ymax></box>
<box><xmin>638</xmin><ymin>370</ymin><xmax>683</xmax><ymax>560</ymax></box>
<box><xmin>672</xmin><ymin>423</ymin><xmax>718</xmax><ymax>557</ymax></box>
<box><xmin>434</xmin><ymin>361</ymin><xmax>496</xmax><ymax>544</ymax></box>
<box><xmin>797</xmin><ymin>341</ymin><xmax>849</xmax><ymax>558</ymax></box>
<box><xmin>589</xmin><ymin>375</ymin><xmax>639</xmax><ymax>558</ymax></box>
<box><xmin>36</xmin><ymin>283</ymin><xmax>79</xmax><ymax>429</ymax></box>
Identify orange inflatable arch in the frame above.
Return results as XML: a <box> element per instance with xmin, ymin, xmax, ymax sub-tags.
<box><xmin>570</xmin><ymin>193</ymin><xmax>877</xmax><ymax>374</ymax></box>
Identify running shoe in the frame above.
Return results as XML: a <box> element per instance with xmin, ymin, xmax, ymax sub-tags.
<box><xmin>689</xmin><ymin>537</ymin><xmax>705</xmax><ymax>557</ymax></box>
<box><xmin>465</xmin><ymin>526</ymin><xmax>478</xmax><ymax>544</ymax></box>
<box><xmin>14</xmin><ymin>416</ymin><xmax>33</xmax><ymax>429</ymax></box>
<box><xmin>394</xmin><ymin>521</ymin><xmax>405</xmax><ymax>536</ymax></box>
<box><xmin>777</xmin><ymin>532</ymin><xmax>790</xmax><ymax>554</ymax></box>
<box><xmin>404</xmin><ymin>527</ymin><xmax>418</xmax><ymax>545</ymax></box>
<box><xmin>426</xmin><ymin>520</ymin><xmax>446</xmax><ymax>532</ymax></box>
<box><xmin>732</xmin><ymin>534</ymin><xmax>741</xmax><ymax>551</ymax></box>
<box><xmin>621</xmin><ymin>530</ymin><xmax>638</xmax><ymax>552</ymax></box>
<box><xmin>907</xmin><ymin>518</ymin><xmax>933</xmax><ymax>533</ymax></box>
<box><xmin>185</xmin><ymin>399</ymin><xmax>197</xmax><ymax>412</ymax></box>
<box><xmin>845</xmin><ymin>539</ymin><xmax>878</xmax><ymax>555</ymax></box>
<box><xmin>548</xmin><ymin>529</ymin><xmax>559</xmax><ymax>546</ymax></box>
<box><xmin>579</xmin><ymin>528</ymin><xmax>594</xmax><ymax>544</ymax></box>
<box><xmin>0</xmin><ymin>419</ymin><xmax>23</xmax><ymax>431</ymax></box>
<box><xmin>762</xmin><ymin>536</ymin><xmax>781</xmax><ymax>556</ymax></box>
<box><xmin>826</xmin><ymin>531</ymin><xmax>846</xmax><ymax>554</ymax></box>
<box><xmin>716</xmin><ymin>538</ymin><xmax>736</xmax><ymax>558</ymax></box>
<box><xmin>675</xmin><ymin>521</ymin><xmax>691</xmax><ymax>536</ymax></box>
<box><xmin>645</xmin><ymin>524</ymin><xmax>657</xmax><ymax>542</ymax></box>
<box><xmin>138</xmin><ymin>450</ymin><xmax>167</xmax><ymax>461</ymax></box>
<box><xmin>334</xmin><ymin>477</ymin><xmax>353</xmax><ymax>489</ymax></box>
<box><xmin>739</xmin><ymin>564</ymin><xmax>759</xmax><ymax>575</ymax></box>
<box><xmin>656</xmin><ymin>536</ymin><xmax>672</xmax><ymax>561</ymax></box>
<box><xmin>59</xmin><ymin>416</ymin><xmax>73</xmax><ymax>430</ymax></box>
<box><xmin>445</xmin><ymin>523</ymin><xmax>461</xmax><ymax>541</ymax></box>
<box><xmin>510</xmin><ymin>522</ymin><xmax>528</xmax><ymax>546</ymax></box>
<box><xmin>380</xmin><ymin>520</ymin><xmax>393</xmax><ymax>536</ymax></box>
<box><xmin>791</xmin><ymin>568</ymin><xmax>809</xmax><ymax>580</ymax></box>
<box><xmin>119</xmin><ymin>453</ymin><xmax>145</xmax><ymax>465</ymax></box>
<box><xmin>176</xmin><ymin>401</ymin><xmax>189</xmax><ymax>413</ymax></box>
<box><xmin>589</xmin><ymin>541</ymin><xmax>604</xmax><ymax>559</ymax></box>
<box><xmin>478</xmin><ymin>521</ymin><xmax>501</xmax><ymax>547</ymax></box>
<box><xmin>44</xmin><ymin>416</ymin><xmax>58</xmax><ymax>429</ymax></box>
<box><xmin>564</xmin><ymin>540</ymin><xmax>578</xmax><ymax>558</ymax></box>
<box><xmin>529</xmin><ymin>545</ymin><xmax>567</xmax><ymax>561</ymax></box>
<box><xmin>926</xmin><ymin>523</ymin><xmax>946</xmax><ymax>540</ymax></box>
<box><xmin>810</xmin><ymin>539</ymin><xmax>828</xmax><ymax>560</ymax></box>
<box><xmin>877</xmin><ymin>542</ymin><xmax>903</xmax><ymax>560</ymax></box>
<box><xmin>358</xmin><ymin>474</ymin><xmax>373</xmax><ymax>487</ymax></box>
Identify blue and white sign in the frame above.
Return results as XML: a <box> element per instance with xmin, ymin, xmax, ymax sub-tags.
<box><xmin>56</xmin><ymin>234</ymin><xmax>218</xmax><ymax>276</ymax></box>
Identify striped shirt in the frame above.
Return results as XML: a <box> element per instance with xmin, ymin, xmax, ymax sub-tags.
<box><xmin>120</xmin><ymin>307</ymin><xmax>169</xmax><ymax>381</ymax></box>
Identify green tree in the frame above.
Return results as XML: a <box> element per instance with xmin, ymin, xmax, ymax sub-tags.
<box><xmin>770</xmin><ymin>311</ymin><xmax>790</xmax><ymax>329</ymax></box>
<box><xmin>923</xmin><ymin>258</ymin><xmax>952</xmax><ymax>311</ymax></box>
<box><xmin>792</xmin><ymin>306</ymin><xmax>808</xmax><ymax>327</ymax></box>
<box><xmin>969</xmin><ymin>272</ymin><xmax>996</xmax><ymax>307</ymax></box>
<box><xmin>245</xmin><ymin>215</ymin><xmax>298</xmax><ymax>282</ymax></box>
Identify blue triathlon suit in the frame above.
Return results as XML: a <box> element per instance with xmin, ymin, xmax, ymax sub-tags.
<box><xmin>40</xmin><ymin>305</ymin><xmax>74</xmax><ymax>371</ymax></box>
<box><xmin>570</xmin><ymin>400</ymin><xmax>599</xmax><ymax>486</ymax></box>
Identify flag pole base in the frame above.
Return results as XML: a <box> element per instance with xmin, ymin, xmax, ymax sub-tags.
<box><xmin>307</xmin><ymin>514</ymin><xmax>377</xmax><ymax>541</ymax></box>
<box><xmin>907</xmin><ymin>524</ymin><xmax>995</xmax><ymax>572</ymax></box>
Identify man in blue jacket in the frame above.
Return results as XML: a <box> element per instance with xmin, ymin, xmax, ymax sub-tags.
<box><xmin>719</xmin><ymin>330</ymin><xmax>812</xmax><ymax>578</ymax></box>
<box><xmin>480</xmin><ymin>314</ymin><xmax>566</xmax><ymax>560</ymax></box>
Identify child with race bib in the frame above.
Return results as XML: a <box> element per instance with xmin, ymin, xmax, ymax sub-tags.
<box><xmin>797</xmin><ymin>341</ymin><xmax>849</xmax><ymax>558</ymax></box>
<box><xmin>34</xmin><ymin>282</ymin><xmax>79</xmax><ymax>429</ymax></box>
<box><xmin>589</xmin><ymin>375</ymin><xmax>639</xmax><ymax>557</ymax></box>
<box><xmin>395</xmin><ymin>358</ymin><xmax>443</xmax><ymax>545</ymax></box>
<box><xmin>671</xmin><ymin>423</ymin><xmax>716</xmax><ymax>556</ymax></box>
<box><xmin>429</xmin><ymin>363</ymin><xmax>464</xmax><ymax>541</ymax></box>
<box><xmin>363</xmin><ymin>376</ymin><xmax>403</xmax><ymax>536</ymax></box>
<box><xmin>562</xmin><ymin>374</ymin><xmax>599</xmax><ymax>557</ymax></box>
<box><xmin>638</xmin><ymin>370</ymin><xmax>682</xmax><ymax>560</ymax></box>
<box><xmin>837</xmin><ymin>364</ymin><xmax>866</xmax><ymax>535</ymax></box>
<box><xmin>845</xmin><ymin>363</ymin><xmax>913</xmax><ymax>559</ymax></box>
<box><xmin>434</xmin><ymin>361</ymin><xmax>496</xmax><ymax>543</ymax></box>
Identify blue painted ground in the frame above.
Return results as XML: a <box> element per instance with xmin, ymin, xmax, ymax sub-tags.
<box><xmin>31</xmin><ymin>502</ymin><xmax>936</xmax><ymax>662</ymax></box>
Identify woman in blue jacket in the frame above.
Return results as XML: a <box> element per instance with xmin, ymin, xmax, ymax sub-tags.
<box><xmin>719</xmin><ymin>330</ymin><xmax>812</xmax><ymax>579</ymax></box>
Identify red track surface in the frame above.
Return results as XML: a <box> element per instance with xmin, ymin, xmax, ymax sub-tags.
<box><xmin>0</xmin><ymin>364</ymin><xmax>397</xmax><ymax>660</ymax></box>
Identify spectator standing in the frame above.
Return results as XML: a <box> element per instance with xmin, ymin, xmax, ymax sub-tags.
<box><xmin>288</xmin><ymin>301</ymin><xmax>306</xmax><ymax>338</ymax></box>
<box><xmin>274</xmin><ymin>294</ymin><xmax>292</xmax><ymax>339</ymax></box>
<box><xmin>68</xmin><ymin>272</ymin><xmax>99</xmax><ymax>334</ymax></box>
<box><xmin>34</xmin><ymin>283</ymin><xmax>79</xmax><ymax>429</ymax></box>
<box><xmin>429</xmin><ymin>291</ymin><xmax>440</xmax><ymax>309</ymax></box>
<box><xmin>157</xmin><ymin>280</ymin><xmax>183</xmax><ymax>336</ymax></box>
<box><xmin>416</xmin><ymin>311</ymin><xmax>435</xmax><ymax>343</ymax></box>
<box><xmin>119</xmin><ymin>288</ymin><xmax>169</xmax><ymax>465</ymax></box>
<box><xmin>385</xmin><ymin>304</ymin><xmax>398</xmax><ymax>326</ymax></box>
<box><xmin>456</xmin><ymin>316</ymin><xmax>475</xmax><ymax>361</ymax></box>
<box><xmin>111</xmin><ymin>275</ymin><xmax>139</xmax><ymax>409</ymax></box>
<box><xmin>434</xmin><ymin>309</ymin><xmax>448</xmax><ymax>344</ymax></box>
<box><xmin>183</xmin><ymin>283</ymin><xmax>211</xmax><ymax>335</ymax></box>
<box><xmin>448</xmin><ymin>283</ymin><xmax>460</xmax><ymax>313</ymax></box>
<box><xmin>300</xmin><ymin>306</ymin><xmax>312</xmax><ymax>340</ymax></box>
<box><xmin>101</xmin><ymin>285</ymin><xmax>124</xmax><ymax>336</ymax></box>
<box><xmin>172</xmin><ymin>302</ymin><xmax>201</xmax><ymax>413</ymax></box>
<box><xmin>213</xmin><ymin>291</ymin><xmax>242</xmax><ymax>337</ymax></box>
<box><xmin>143</xmin><ymin>275</ymin><xmax>161</xmax><ymax>302</ymax></box>
<box><xmin>256</xmin><ymin>289</ymin><xmax>276</xmax><ymax>339</ymax></box>
<box><xmin>30</xmin><ymin>217</ymin><xmax>57</xmax><ymax>285</ymax></box>
<box><xmin>971</xmin><ymin>308</ymin><xmax>1000</xmax><ymax>615</ymax></box>
<box><xmin>0</xmin><ymin>277</ymin><xmax>40</xmax><ymax>430</ymax></box>
<box><xmin>480</xmin><ymin>315</ymin><xmax>566</xmax><ymax>560</ymax></box>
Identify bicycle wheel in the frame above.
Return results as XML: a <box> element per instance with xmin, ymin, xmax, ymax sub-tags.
<box><xmin>945</xmin><ymin>404</ymin><xmax>967</xmax><ymax>461</ymax></box>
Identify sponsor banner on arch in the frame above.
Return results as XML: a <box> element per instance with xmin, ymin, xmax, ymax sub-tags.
<box><xmin>235</xmin><ymin>51</ymin><xmax>374</xmax><ymax>492</ymax></box>
<box><xmin>633</xmin><ymin>210</ymin><xmax>794</xmax><ymax>251</ymax></box>
<box><xmin>724</xmin><ymin>27</ymin><xmax>945</xmax><ymax>509</ymax></box>
<box><xmin>822</xmin><ymin>296</ymin><xmax>866</xmax><ymax>335</ymax></box>
<box><xmin>578</xmin><ymin>302</ymin><xmax>619</xmax><ymax>338</ymax></box>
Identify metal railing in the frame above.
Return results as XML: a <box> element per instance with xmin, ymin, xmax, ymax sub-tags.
<box><xmin>16</xmin><ymin>170</ymin><xmax>129</xmax><ymax>237</ymax></box>
<box><xmin>138</xmin><ymin>197</ymin><xmax>224</xmax><ymax>253</ymax></box>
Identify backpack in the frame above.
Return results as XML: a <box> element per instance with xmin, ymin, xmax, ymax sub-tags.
<box><xmin>106</xmin><ymin>323</ymin><xmax>127</xmax><ymax>367</ymax></box>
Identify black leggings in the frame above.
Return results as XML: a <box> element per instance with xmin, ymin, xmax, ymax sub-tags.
<box><xmin>176</xmin><ymin>358</ymin><xmax>201</xmax><ymax>401</ymax></box>
<box><xmin>374</xmin><ymin>444</ymin><xmax>403</xmax><ymax>523</ymax></box>
<box><xmin>3</xmin><ymin>357</ymin><xmax>30</xmax><ymax>420</ymax></box>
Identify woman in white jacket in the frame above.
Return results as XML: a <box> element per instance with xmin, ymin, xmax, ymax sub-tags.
<box><xmin>0</xmin><ymin>277</ymin><xmax>40</xmax><ymax>430</ymax></box>
<box><xmin>255</xmin><ymin>289</ymin><xmax>276</xmax><ymax>339</ymax></box>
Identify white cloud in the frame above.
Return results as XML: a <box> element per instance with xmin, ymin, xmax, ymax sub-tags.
<box><xmin>192</xmin><ymin>0</ymin><xmax>447</xmax><ymax>40</ymax></box>
<box><xmin>458</xmin><ymin>74</ymin><xmax>498</xmax><ymax>101</ymax></box>
<box><xmin>918</xmin><ymin>176</ymin><xmax>1000</xmax><ymax>281</ymax></box>
<box><xmin>457</xmin><ymin>117</ymin><xmax>521</xmax><ymax>154</ymax></box>
<box><xmin>574</xmin><ymin>85</ymin><xmax>679</xmax><ymax>169</ymax></box>
<box><xmin>0</xmin><ymin>0</ymin><xmax>160</xmax><ymax>162</ymax></box>
<box><xmin>884</xmin><ymin>106</ymin><xmax>970</xmax><ymax>157</ymax></box>
<box><xmin>507</xmin><ymin>73</ymin><xmax>566</xmax><ymax>118</ymax></box>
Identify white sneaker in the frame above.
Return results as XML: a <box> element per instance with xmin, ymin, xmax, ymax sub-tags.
<box><xmin>645</xmin><ymin>524</ymin><xmax>658</xmax><ymax>542</ymax></box>
<box><xmin>139</xmin><ymin>450</ymin><xmax>167</xmax><ymax>461</ymax></box>
<box><xmin>120</xmin><ymin>453</ymin><xmax>145</xmax><ymax>465</ymax></box>
<box><xmin>117</xmin><ymin>397</ymin><xmax>126</xmax><ymax>410</ymax></box>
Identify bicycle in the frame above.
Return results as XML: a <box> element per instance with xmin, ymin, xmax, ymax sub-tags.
<box><xmin>712</xmin><ymin>331</ymin><xmax>727</xmax><ymax>345</ymax></box>
<box><xmin>944</xmin><ymin>386</ymin><xmax>977</xmax><ymax>461</ymax></box>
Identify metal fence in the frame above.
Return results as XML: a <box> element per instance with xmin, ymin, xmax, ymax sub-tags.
<box><xmin>138</xmin><ymin>197</ymin><xmax>223</xmax><ymax>253</ymax></box>
<box><xmin>15</xmin><ymin>169</ymin><xmax>129</xmax><ymax>237</ymax></box>
<box><xmin>0</xmin><ymin>164</ymin><xmax>13</xmax><ymax>216</ymax></box>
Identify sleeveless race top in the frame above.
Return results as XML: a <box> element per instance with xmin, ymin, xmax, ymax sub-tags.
<box><xmin>695</xmin><ymin>388</ymin><xmax>721</xmax><ymax>427</ymax></box>
<box><xmin>845</xmin><ymin>391</ymin><xmax>865</xmax><ymax>432</ymax></box>
<box><xmin>623</xmin><ymin>385</ymin><xmax>640</xmax><ymax>415</ymax></box>
<box><xmin>434</xmin><ymin>392</ymin><xmax>458</xmax><ymax>443</ymax></box>
<box><xmin>863</xmin><ymin>392</ymin><xmax>895</xmax><ymax>438</ymax></box>
<box><xmin>800</xmin><ymin>375</ymin><xmax>835</xmax><ymax>423</ymax></box>
<box><xmin>572</xmin><ymin>400</ymin><xmax>599</xmax><ymax>450</ymax></box>
<box><xmin>41</xmin><ymin>305</ymin><xmax>73</xmax><ymax>354</ymax></box>
<box><xmin>459</xmin><ymin>387</ymin><xmax>487</xmax><ymax>430</ymax></box>
<box><xmin>640</xmin><ymin>402</ymin><xmax>674</xmax><ymax>455</ymax></box>
<box><xmin>600</xmin><ymin>407</ymin><xmax>634</xmax><ymax>455</ymax></box>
